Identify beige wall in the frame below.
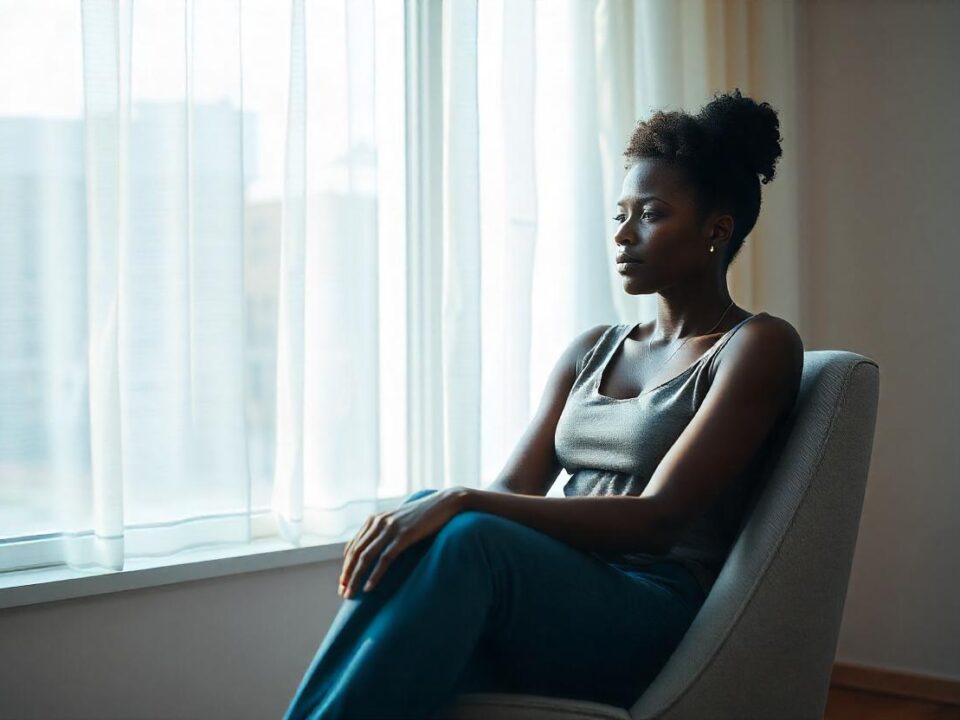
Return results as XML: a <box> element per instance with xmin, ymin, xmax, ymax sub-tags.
<box><xmin>797</xmin><ymin>0</ymin><xmax>960</xmax><ymax>680</ymax></box>
<box><xmin>0</xmin><ymin>563</ymin><xmax>343</xmax><ymax>719</ymax></box>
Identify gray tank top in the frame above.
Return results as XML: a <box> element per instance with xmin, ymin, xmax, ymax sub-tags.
<box><xmin>554</xmin><ymin>312</ymin><xmax>771</xmax><ymax>595</ymax></box>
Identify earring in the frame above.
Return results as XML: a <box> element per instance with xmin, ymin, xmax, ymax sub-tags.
<box><xmin>709</xmin><ymin>244</ymin><xmax>715</xmax><ymax>253</ymax></box>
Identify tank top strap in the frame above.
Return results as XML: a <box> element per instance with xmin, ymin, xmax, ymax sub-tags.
<box><xmin>700</xmin><ymin>311</ymin><xmax>769</xmax><ymax>365</ymax></box>
<box><xmin>576</xmin><ymin>324</ymin><xmax>623</xmax><ymax>377</ymax></box>
<box><xmin>578</xmin><ymin>313</ymin><xmax>768</xmax><ymax>381</ymax></box>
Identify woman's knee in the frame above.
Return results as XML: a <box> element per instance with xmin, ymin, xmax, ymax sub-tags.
<box><xmin>400</xmin><ymin>488</ymin><xmax>440</xmax><ymax>506</ymax></box>
<box><xmin>436</xmin><ymin>510</ymin><xmax>517</xmax><ymax>548</ymax></box>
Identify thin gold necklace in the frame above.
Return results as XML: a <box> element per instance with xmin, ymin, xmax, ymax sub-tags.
<box><xmin>640</xmin><ymin>300</ymin><xmax>735</xmax><ymax>390</ymax></box>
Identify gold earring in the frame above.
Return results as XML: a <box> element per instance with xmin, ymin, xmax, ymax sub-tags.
<box><xmin>709</xmin><ymin>244</ymin><xmax>715</xmax><ymax>253</ymax></box>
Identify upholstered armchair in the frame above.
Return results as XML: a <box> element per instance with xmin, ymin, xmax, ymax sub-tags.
<box><xmin>437</xmin><ymin>350</ymin><xmax>880</xmax><ymax>720</ymax></box>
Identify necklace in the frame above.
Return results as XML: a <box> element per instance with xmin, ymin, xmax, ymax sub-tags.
<box><xmin>638</xmin><ymin>300</ymin><xmax>736</xmax><ymax>392</ymax></box>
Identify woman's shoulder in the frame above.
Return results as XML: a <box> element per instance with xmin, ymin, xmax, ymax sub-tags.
<box><xmin>567</xmin><ymin>323</ymin><xmax>618</xmax><ymax>377</ymax></box>
<box><xmin>739</xmin><ymin>311</ymin><xmax>803</xmax><ymax>349</ymax></box>
<box><xmin>712</xmin><ymin>310</ymin><xmax>804</xmax><ymax>395</ymax></box>
<box><xmin>572</xmin><ymin>323</ymin><xmax>620</xmax><ymax>352</ymax></box>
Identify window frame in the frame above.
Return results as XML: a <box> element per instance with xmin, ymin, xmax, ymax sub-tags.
<box><xmin>0</xmin><ymin>0</ymin><xmax>442</xmax><ymax>602</ymax></box>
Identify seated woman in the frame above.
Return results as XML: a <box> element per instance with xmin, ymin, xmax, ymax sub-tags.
<box><xmin>283</xmin><ymin>88</ymin><xmax>803</xmax><ymax>720</ymax></box>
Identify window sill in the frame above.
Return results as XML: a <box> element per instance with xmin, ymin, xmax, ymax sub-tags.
<box><xmin>0</xmin><ymin>534</ymin><xmax>349</xmax><ymax>611</ymax></box>
<box><xmin>0</xmin><ymin>492</ymin><xmax>429</xmax><ymax>610</ymax></box>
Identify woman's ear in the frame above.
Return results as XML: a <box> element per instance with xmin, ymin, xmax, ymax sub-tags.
<box><xmin>707</xmin><ymin>212</ymin><xmax>735</xmax><ymax>248</ymax></box>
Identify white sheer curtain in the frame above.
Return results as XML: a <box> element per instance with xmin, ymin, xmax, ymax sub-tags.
<box><xmin>0</xmin><ymin>0</ymin><xmax>402</xmax><ymax>571</ymax></box>
<box><xmin>270</xmin><ymin>0</ymin><xmax>385</xmax><ymax>543</ymax></box>
<box><xmin>0</xmin><ymin>0</ymin><xmax>798</xmax><ymax>574</ymax></box>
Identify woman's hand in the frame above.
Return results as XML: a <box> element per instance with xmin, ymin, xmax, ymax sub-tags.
<box><xmin>338</xmin><ymin>487</ymin><xmax>467</xmax><ymax>599</ymax></box>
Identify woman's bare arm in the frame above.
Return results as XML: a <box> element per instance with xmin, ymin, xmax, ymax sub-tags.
<box><xmin>481</xmin><ymin>324</ymin><xmax>608</xmax><ymax>497</ymax></box>
<box><xmin>453</xmin><ymin>315</ymin><xmax>802</xmax><ymax>557</ymax></box>
<box><xmin>466</xmin><ymin>323</ymin><xmax>676</xmax><ymax>556</ymax></box>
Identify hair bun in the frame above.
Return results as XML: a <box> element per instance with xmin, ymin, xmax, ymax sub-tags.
<box><xmin>696</xmin><ymin>88</ymin><xmax>782</xmax><ymax>185</ymax></box>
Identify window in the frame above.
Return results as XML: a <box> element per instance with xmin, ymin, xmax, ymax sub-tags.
<box><xmin>0</xmin><ymin>0</ymin><xmax>409</xmax><ymax>574</ymax></box>
<box><xmin>2</xmin><ymin>0</ymin><xmax>698</xmax><ymax>581</ymax></box>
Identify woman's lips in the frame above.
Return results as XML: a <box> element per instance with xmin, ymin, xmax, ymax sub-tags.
<box><xmin>617</xmin><ymin>260</ymin><xmax>643</xmax><ymax>273</ymax></box>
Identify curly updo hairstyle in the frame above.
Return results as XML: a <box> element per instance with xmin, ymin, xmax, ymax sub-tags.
<box><xmin>623</xmin><ymin>88</ymin><xmax>783</xmax><ymax>270</ymax></box>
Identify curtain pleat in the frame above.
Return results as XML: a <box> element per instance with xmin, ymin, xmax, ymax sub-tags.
<box><xmin>747</xmin><ymin>0</ymin><xmax>800</xmax><ymax>324</ymax></box>
<box><xmin>441</xmin><ymin>0</ymin><xmax>482</xmax><ymax>490</ymax></box>
<box><xmin>78</xmin><ymin>0</ymin><xmax>127</xmax><ymax>569</ymax></box>
<box><xmin>595</xmin><ymin>0</ymin><xmax>656</xmax><ymax>325</ymax></box>
<box><xmin>480</xmin><ymin>0</ymin><xmax>538</xmax><ymax>482</ymax></box>
<box><xmin>271</xmin><ymin>0</ymin><xmax>307</xmax><ymax>543</ymax></box>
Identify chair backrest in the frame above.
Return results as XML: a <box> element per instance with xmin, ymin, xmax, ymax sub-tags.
<box><xmin>630</xmin><ymin>351</ymin><xmax>880</xmax><ymax>720</ymax></box>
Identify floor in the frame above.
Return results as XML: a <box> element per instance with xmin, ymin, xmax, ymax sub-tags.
<box><xmin>824</xmin><ymin>687</ymin><xmax>960</xmax><ymax>719</ymax></box>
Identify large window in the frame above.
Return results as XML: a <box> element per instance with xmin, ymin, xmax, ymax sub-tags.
<box><xmin>3</xmin><ymin>0</ymin><xmax>745</xmax><ymax>577</ymax></box>
<box><xmin>0</xmin><ymin>0</ymin><xmax>409</xmax><ymax>572</ymax></box>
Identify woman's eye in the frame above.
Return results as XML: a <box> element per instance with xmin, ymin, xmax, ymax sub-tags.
<box><xmin>613</xmin><ymin>211</ymin><xmax>658</xmax><ymax>223</ymax></box>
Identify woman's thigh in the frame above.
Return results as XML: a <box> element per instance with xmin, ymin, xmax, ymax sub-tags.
<box><xmin>435</xmin><ymin>508</ymin><xmax>700</xmax><ymax>708</ymax></box>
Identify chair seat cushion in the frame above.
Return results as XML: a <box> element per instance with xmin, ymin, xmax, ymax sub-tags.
<box><xmin>436</xmin><ymin>692</ymin><xmax>632</xmax><ymax>720</ymax></box>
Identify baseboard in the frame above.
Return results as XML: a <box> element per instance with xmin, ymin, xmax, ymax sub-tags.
<box><xmin>831</xmin><ymin>662</ymin><xmax>960</xmax><ymax>706</ymax></box>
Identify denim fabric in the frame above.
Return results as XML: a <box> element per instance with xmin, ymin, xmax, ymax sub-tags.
<box><xmin>282</xmin><ymin>488</ymin><xmax>706</xmax><ymax>720</ymax></box>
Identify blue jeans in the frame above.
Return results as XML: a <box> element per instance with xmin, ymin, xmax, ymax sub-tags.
<box><xmin>282</xmin><ymin>488</ymin><xmax>706</xmax><ymax>720</ymax></box>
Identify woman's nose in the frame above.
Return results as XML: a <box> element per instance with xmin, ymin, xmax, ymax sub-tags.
<box><xmin>614</xmin><ymin>226</ymin><xmax>636</xmax><ymax>246</ymax></box>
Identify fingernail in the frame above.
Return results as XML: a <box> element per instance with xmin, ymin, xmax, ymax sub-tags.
<box><xmin>363</xmin><ymin>581</ymin><xmax>373</xmax><ymax>591</ymax></box>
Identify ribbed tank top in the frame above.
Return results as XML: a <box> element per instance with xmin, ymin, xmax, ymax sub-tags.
<box><xmin>554</xmin><ymin>312</ymin><xmax>771</xmax><ymax>595</ymax></box>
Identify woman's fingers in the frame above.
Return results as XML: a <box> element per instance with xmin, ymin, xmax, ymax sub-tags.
<box><xmin>341</xmin><ymin>514</ymin><xmax>392</xmax><ymax>596</ymax></box>
<box><xmin>340</xmin><ymin>514</ymin><xmax>379</xmax><ymax>588</ymax></box>
<box><xmin>343</xmin><ymin>515</ymin><xmax>374</xmax><ymax>558</ymax></box>
<box><xmin>361</xmin><ymin>538</ymin><xmax>404</xmax><ymax>593</ymax></box>
<box><xmin>343</xmin><ymin>529</ymin><xmax>395</xmax><ymax>599</ymax></box>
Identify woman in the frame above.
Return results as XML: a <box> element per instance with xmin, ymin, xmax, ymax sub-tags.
<box><xmin>283</xmin><ymin>88</ymin><xmax>803</xmax><ymax>720</ymax></box>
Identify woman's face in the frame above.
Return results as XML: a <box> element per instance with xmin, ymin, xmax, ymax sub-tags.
<box><xmin>613</xmin><ymin>157</ymin><xmax>730</xmax><ymax>294</ymax></box>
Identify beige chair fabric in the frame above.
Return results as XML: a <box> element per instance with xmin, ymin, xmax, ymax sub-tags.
<box><xmin>437</xmin><ymin>350</ymin><xmax>880</xmax><ymax>720</ymax></box>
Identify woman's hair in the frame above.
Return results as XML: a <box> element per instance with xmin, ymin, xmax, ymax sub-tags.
<box><xmin>623</xmin><ymin>88</ymin><xmax>783</xmax><ymax>270</ymax></box>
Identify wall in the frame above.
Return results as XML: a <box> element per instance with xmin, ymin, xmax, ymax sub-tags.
<box><xmin>797</xmin><ymin>0</ymin><xmax>960</xmax><ymax>680</ymax></box>
<box><xmin>0</xmin><ymin>562</ymin><xmax>342</xmax><ymax>719</ymax></box>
